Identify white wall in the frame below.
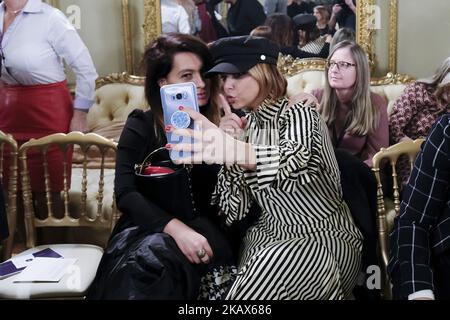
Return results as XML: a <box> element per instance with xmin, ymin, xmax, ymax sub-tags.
<box><xmin>57</xmin><ymin>0</ymin><xmax>127</xmax><ymax>83</ymax></box>
<box><xmin>373</xmin><ymin>0</ymin><xmax>450</xmax><ymax>78</ymax></box>
<box><xmin>396</xmin><ymin>0</ymin><xmax>450</xmax><ymax>78</ymax></box>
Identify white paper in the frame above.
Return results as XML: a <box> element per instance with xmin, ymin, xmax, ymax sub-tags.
<box><xmin>13</xmin><ymin>258</ymin><xmax>77</xmax><ymax>283</ymax></box>
<box><xmin>11</xmin><ymin>254</ymin><xmax>35</xmax><ymax>269</ymax></box>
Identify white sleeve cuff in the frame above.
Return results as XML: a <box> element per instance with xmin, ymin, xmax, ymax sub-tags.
<box><xmin>408</xmin><ymin>290</ymin><xmax>435</xmax><ymax>300</ymax></box>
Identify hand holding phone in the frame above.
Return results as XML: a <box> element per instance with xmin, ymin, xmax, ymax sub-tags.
<box><xmin>160</xmin><ymin>82</ymin><xmax>200</xmax><ymax>161</ymax></box>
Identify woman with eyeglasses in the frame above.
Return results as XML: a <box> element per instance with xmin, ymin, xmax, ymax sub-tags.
<box><xmin>312</xmin><ymin>40</ymin><xmax>388</xmax><ymax>167</ymax></box>
<box><xmin>0</xmin><ymin>0</ymin><xmax>97</xmax><ymax>214</ymax></box>
<box><xmin>168</xmin><ymin>35</ymin><xmax>363</xmax><ymax>299</ymax></box>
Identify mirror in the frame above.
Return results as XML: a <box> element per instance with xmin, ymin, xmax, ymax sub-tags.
<box><xmin>358</xmin><ymin>0</ymin><xmax>450</xmax><ymax>78</ymax></box>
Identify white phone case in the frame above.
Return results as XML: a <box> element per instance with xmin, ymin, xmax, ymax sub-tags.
<box><xmin>160</xmin><ymin>82</ymin><xmax>199</xmax><ymax>161</ymax></box>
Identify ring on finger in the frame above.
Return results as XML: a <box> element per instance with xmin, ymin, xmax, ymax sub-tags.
<box><xmin>196</xmin><ymin>248</ymin><xmax>206</xmax><ymax>259</ymax></box>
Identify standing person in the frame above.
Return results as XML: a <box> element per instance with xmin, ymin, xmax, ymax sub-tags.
<box><xmin>196</xmin><ymin>0</ymin><xmax>217</xmax><ymax>42</ymax></box>
<box><xmin>264</xmin><ymin>0</ymin><xmax>288</xmax><ymax>15</ymax></box>
<box><xmin>389</xmin><ymin>114</ymin><xmax>450</xmax><ymax>300</ymax></box>
<box><xmin>312</xmin><ymin>41</ymin><xmax>389</xmax><ymax>167</ymax></box>
<box><xmin>224</xmin><ymin>0</ymin><xmax>266</xmax><ymax>36</ymax></box>
<box><xmin>87</xmin><ymin>33</ymin><xmax>236</xmax><ymax>300</ymax></box>
<box><xmin>205</xmin><ymin>0</ymin><xmax>229</xmax><ymax>39</ymax></box>
<box><xmin>389</xmin><ymin>56</ymin><xmax>450</xmax><ymax>187</ymax></box>
<box><xmin>0</xmin><ymin>0</ymin><xmax>97</xmax><ymax>216</ymax></box>
<box><xmin>287</xmin><ymin>0</ymin><xmax>312</xmax><ymax>18</ymax></box>
<box><xmin>168</xmin><ymin>36</ymin><xmax>363</xmax><ymax>299</ymax></box>
<box><xmin>178</xmin><ymin>0</ymin><xmax>202</xmax><ymax>35</ymax></box>
<box><xmin>161</xmin><ymin>0</ymin><xmax>191</xmax><ymax>34</ymax></box>
<box><xmin>329</xmin><ymin>0</ymin><xmax>356</xmax><ymax>31</ymax></box>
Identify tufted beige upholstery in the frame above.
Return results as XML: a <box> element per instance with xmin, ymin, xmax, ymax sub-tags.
<box><xmin>87</xmin><ymin>73</ymin><xmax>148</xmax><ymax>142</ymax></box>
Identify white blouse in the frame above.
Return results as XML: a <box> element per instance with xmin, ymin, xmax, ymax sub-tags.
<box><xmin>0</xmin><ymin>0</ymin><xmax>98</xmax><ymax>109</ymax></box>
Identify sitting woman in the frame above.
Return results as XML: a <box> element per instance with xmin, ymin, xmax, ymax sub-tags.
<box><xmin>87</xmin><ymin>33</ymin><xmax>236</xmax><ymax>300</ymax></box>
<box><xmin>312</xmin><ymin>40</ymin><xmax>389</xmax><ymax>167</ymax></box>
<box><xmin>169</xmin><ymin>35</ymin><xmax>363</xmax><ymax>299</ymax></box>
<box><xmin>389</xmin><ymin>114</ymin><xmax>450</xmax><ymax>300</ymax></box>
<box><xmin>389</xmin><ymin>56</ymin><xmax>450</xmax><ymax>187</ymax></box>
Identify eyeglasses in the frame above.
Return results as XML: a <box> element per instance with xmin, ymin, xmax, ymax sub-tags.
<box><xmin>326</xmin><ymin>60</ymin><xmax>356</xmax><ymax>71</ymax></box>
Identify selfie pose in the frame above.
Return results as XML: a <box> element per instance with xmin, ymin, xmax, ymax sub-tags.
<box><xmin>87</xmin><ymin>33</ymin><xmax>236</xmax><ymax>300</ymax></box>
<box><xmin>170</xmin><ymin>35</ymin><xmax>363</xmax><ymax>299</ymax></box>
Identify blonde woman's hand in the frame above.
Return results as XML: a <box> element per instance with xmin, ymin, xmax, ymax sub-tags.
<box><xmin>163</xmin><ymin>219</ymin><xmax>213</xmax><ymax>264</ymax></box>
<box><xmin>288</xmin><ymin>92</ymin><xmax>319</xmax><ymax>108</ymax></box>
<box><xmin>218</xmin><ymin>94</ymin><xmax>247</xmax><ymax>140</ymax></box>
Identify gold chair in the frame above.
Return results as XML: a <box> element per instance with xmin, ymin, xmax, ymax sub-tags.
<box><xmin>372</xmin><ymin>138</ymin><xmax>425</xmax><ymax>300</ymax></box>
<box><xmin>0</xmin><ymin>131</ymin><xmax>18</xmax><ymax>261</ymax></box>
<box><xmin>0</xmin><ymin>132</ymin><xmax>118</xmax><ymax>299</ymax></box>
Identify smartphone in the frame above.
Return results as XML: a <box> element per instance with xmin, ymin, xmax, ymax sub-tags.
<box><xmin>160</xmin><ymin>82</ymin><xmax>200</xmax><ymax>161</ymax></box>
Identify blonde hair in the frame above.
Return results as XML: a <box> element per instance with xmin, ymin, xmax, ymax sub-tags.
<box><xmin>320</xmin><ymin>40</ymin><xmax>379</xmax><ymax>136</ymax></box>
<box><xmin>247</xmin><ymin>63</ymin><xmax>287</xmax><ymax>102</ymax></box>
<box><xmin>419</xmin><ymin>56</ymin><xmax>450</xmax><ymax>106</ymax></box>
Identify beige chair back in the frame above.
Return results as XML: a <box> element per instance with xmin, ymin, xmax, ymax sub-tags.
<box><xmin>18</xmin><ymin>132</ymin><xmax>119</xmax><ymax>249</ymax></box>
<box><xmin>0</xmin><ymin>131</ymin><xmax>18</xmax><ymax>261</ymax></box>
<box><xmin>371</xmin><ymin>138</ymin><xmax>425</xmax><ymax>299</ymax></box>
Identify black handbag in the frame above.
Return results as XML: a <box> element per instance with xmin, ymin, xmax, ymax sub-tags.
<box><xmin>134</xmin><ymin>147</ymin><xmax>196</xmax><ymax>222</ymax></box>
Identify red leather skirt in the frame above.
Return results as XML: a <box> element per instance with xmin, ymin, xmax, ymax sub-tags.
<box><xmin>0</xmin><ymin>81</ymin><xmax>73</xmax><ymax>192</ymax></box>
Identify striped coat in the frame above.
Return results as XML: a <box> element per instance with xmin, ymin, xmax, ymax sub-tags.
<box><xmin>212</xmin><ymin>97</ymin><xmax>363</xmax><ymax>299</ymax></box>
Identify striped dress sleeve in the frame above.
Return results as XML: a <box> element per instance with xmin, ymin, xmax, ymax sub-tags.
<box><xmin>211</xmin><ymin>164</ymin><xmax>253</xmax><ymax>226</ymax></box>
<box><xmin>247</xmin><ymin>104</ymin><xmax>324</xmax><ymax>193</ymax></box>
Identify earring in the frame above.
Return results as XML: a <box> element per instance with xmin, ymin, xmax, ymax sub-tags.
<box><xmin>158</xmin><ymin>79</ymin><xmax>166</xmax><ymax>87</ymax></box>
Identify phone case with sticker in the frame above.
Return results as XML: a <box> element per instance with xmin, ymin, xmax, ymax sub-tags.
<box><xmin>160</xmin><ymin>82</ymin><xmax>200</xmax><ymax>161</ymax></box>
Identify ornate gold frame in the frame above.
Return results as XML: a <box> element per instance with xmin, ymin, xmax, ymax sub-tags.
<box><xmin>358</xmin><ymin>0</ymin><xmax>399</xmax><ymax>74</ymax></box>
<box><xmin>143</xmin><ymin>0</ymin><xmax>162</xmax><ymax>46</ymax></box>
<box><xmin>95</xmin><ymin>72</ymin><xmax>145</xmax><ymax>89</ymax></box>
<box><xmin>388</xmin><ymin>0</ymin><xmax>398</xmax><ymax>73</ymax></box>
<box><xmin>356</xmin><ymin>0</ymin><xmax>376</xmax><ymax>69</ymax></box>
<box><xmin>277</xmin><ymin>56</ymin><xmax>327</xmax><ymax>78</ymax></box>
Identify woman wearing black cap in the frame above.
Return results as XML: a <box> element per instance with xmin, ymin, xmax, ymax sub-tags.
<box><xmin>87</xmin><ymin>33</ymin><xmax>236</xmax><ymax>300</ymax></box>
<box><xmin>168</xmin><ymin>35</ymin><xmax>363</xmax><ymax>299</ymax></box>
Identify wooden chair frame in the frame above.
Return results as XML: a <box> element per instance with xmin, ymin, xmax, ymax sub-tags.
<box><xmin>18</xmin><ymin>131</ymin><xmax>119</xmax><ymax>249</ymax></box>
<box><xmin>0</xmin><ymin>131</ymin><xmax>18</xmax><ymax>261</ymax></box>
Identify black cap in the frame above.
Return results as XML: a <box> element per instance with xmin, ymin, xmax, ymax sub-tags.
<box><xmin>205</xmin><ymin>36</ymin><xmax>280</xmax><ymax>76</ymax></box>
<box><xmin>292</xmin><ymin>14</ymin><xmax>317</xmax><ymax>32</ymax></box>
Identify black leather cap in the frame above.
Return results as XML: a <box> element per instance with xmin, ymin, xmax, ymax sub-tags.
<box><xmin>205</xmin><ymin>36</ymin><xmax>280</xmax><ymax>76</ymax></box>
<box><xmin>292</xmin><ymin>14</ymin><xmax>317</xmax><ymax>32</ymax></box>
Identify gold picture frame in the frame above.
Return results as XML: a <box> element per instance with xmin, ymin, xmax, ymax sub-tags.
<box><xmin>358</xmin><ymin>0</ymin><xmax>449</xmax><ymax>77</ymax></box>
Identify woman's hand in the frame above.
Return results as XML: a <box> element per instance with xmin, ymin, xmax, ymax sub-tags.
<box><xmin>288</xmin><ymin>92</ymin><xmax>319</xmax><ymax>108</ymax></box>
<box><xmin>163</xmin><ymin>218</ymin><xmax>213</xmax><ymax>264</ymax></box>
<box><xmin>166</xmin><ymin>106</ymin><xmax>256</xmax><ymax>168</ymax></box>
<box><xmin>218</xmin><ymin>94</ymin><xmax>247</xmax><ymax>140</ymax></box>
<box><xmin>70</xmin><ymin>109</ymin><xmax>89</xmax><ymax>133</ymax></box>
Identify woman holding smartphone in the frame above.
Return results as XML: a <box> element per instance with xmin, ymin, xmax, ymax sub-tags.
<box><xmin>169</xmin><ymin>35</ymin><xmax>363</xmax><ymax>299</ymax></box>
<box><xmin>87</xmin><ymin>33</ymin><xmax>236</xmax><ymax>300</ymax></box>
